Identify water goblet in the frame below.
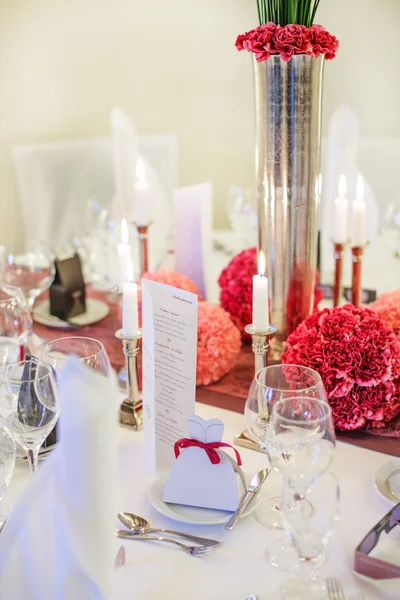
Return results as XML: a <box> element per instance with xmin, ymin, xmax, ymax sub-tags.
<box><xmin>1</xmin><ymin>248</ymin><xmax>54</xmax><ymax>310</ymax></box>
<box><xmin>0</xmin><ymin>359</ymin><xmax>59</xmax><ymax>475</ymax></box>
<box><xmin>40</xmin><ymin>336</ymin><xmax>113</xmax><ymax>379</ymax></box>
<box><xmin>244</xmin><ymin>365</ymin><xmax>328</xmax><ymax>529</ymax></box>
<box><xmin>280</xmin><ymin>472</ymin><xmax>340</xmax><ymax>600</ymax></box>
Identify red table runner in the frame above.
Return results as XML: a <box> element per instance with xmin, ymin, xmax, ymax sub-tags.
<box><xmin>33</xmin><ymin>289</ymin><xmax>400</xmax><ymax>458</ymax></box>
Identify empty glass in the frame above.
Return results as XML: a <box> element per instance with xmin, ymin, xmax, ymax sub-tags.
<box><xmin>0</xmin><ymin>359</ymin><xmax>59</xmax><ymax>474</ymax></box>
<box><xmin>267</xmin><ymin>396</ymin><xmax>336</xmax><ymax>492</ymax></box>
<box><xmin>244</xmin><ymin>365</ymin><xmax>328</xmax><ymax>528</ymax></box>
<box><xmin>0</xmin><ymin>286</ymin><xmax>31</xmax><ymax>369</ymax></box>
<box><xmin>40</xmin><ymin>336</ymin><xmax>113</xmax><ymax>378</ymax></box>
<box><xmin>227</xmin><ymin>185</ymin><xmax>258</xmax><ymax>251</ymax></box>
<box><xmin>1</xmin><ymin>248</ymin><xmax>54</xmax><ymax>309</ymax></box>
<box><xmin>0</xmin><ymin>424</ymin><xmax>16</xmax><ymax>528</ymax></box>
<box><xmin>280</xmin><ymin>472</ymin><xmax>340</xmax><ymax>600</ymax></box>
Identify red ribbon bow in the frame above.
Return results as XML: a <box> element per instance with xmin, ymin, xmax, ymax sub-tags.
<box><xmin>174</xmin><ymin>438</ymin><xmax>242</xmax><ymax>466</ymax></box>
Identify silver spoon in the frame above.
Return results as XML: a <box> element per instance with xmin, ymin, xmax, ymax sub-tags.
<box><xmin>118</xmin><ymin>512</ymin><xmax>220</xmax><ymax>547</ymax></box>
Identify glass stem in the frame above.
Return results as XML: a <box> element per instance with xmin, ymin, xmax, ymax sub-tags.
<box><xmin>26</xmin><ymin>447</ymin><xmax>39</xmax><ymax>475</ymax></box>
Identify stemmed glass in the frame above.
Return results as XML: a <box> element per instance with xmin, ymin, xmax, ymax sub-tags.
<box><xmin>0</xmin><ymin>286</ymin><xmax>31</xmax><ymax>370</ymax></box>
<box><xmin>244</xmin><ymin>365</ymin><xmax>328</xmax><ymax>529</ymax></box>
<box><xmin>1</xmin><ymin>248</ymin><xmax>54</xmax><ymax>310</ymax></box>
<box><xmin>265</xmin><ymin>395</ymin><xmax>336</xmax><ymax>571</ymax></box>
<box><xmin>280</xmin><ymin>472</ymin><xmax>340</xmax><ymax>600</ymax></box>
<box><xmin>0</xmin><ymin>424</ymin><xmax>16</xmax><ymax>528</ymax></box>
<box><xmin>0</xmin><ymin>359</ymin><xmax>60</xmax><ymax>474</ymax></box>
<box><xmin>40</xmin><ymin>336</ymin><xmax>113</xmax><ymax>378</ymax></box>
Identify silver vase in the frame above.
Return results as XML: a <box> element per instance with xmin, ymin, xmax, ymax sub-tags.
<box><xmin>253</xmin><ymin>54</ymin><xmax>325</xmax><ymax>349</ymax></box>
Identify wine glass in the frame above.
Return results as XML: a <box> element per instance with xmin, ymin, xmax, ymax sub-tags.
<box><xmin>265</xmin><ymin>395</ymin><xmax>336</xmax><ymax>572</ymax></box>
<box><xmin>244</xmin><ymin>365</ymin><xmax>327</xmax><ymax>528</ymax></box>
<box><xmin>40</xmin><ymin>336</ymin><xmax>113</xmax><ymax>378</ymax></box>
<box><xmin>266</xmin><ymin>396</ymin><xmax>336</xmax><ymax>492</ymax></box>
<box><xmin>227</xmin><ymin>185</ymin><xmax>258</xmax><ymax>251</ymax></box>
<box><xmin>0</xmin><ymin>285</ymin><xmax>31</xmax><ymax>370</ymax></box>
<box><xmin>0</xmin><ymin>424</ymin><xmax>16</xmax><ymax>528</ymax></box>
<box><xmin>0</xmin><ymin>359</ymin><xmax>60</xmax><ymax>475</ymax></box>
<box><xmin>280</xmin><ymin>472</ymin><xmax>340</xmax><ymax>600</ymax></box>
<box><xmin>1</xmin><ymin>247</ymin><xmax>54</xmax><ymax>310</ymax></box>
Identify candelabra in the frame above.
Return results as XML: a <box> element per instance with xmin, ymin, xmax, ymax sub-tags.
<box><xmin>135</xmin><ymin>223</ymin><xmax>152</xmax><ymax>277</ymax></box>
<box><xmin>351</xmin><ymin>245</ymin><xmax>366</xmax><ymax>307</ymax></box>
<box><xmin>244</xmin><ymin>324</ymin><xmax>277</xmax><ymax>375</ymax></box>
<box><xmin>332</xmin><ymin>241</ymin><xmax>346</xmax><ymax>307</ymax></box>
<box><xmin>115</xmin><ymin>328</ymin><xmax>143</xmax><ymax>431</ymax></box>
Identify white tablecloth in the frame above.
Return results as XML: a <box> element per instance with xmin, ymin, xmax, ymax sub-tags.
<box><xmin>6</xmin><ymin>402</ymin><xmax>395</xmax><ymax>600</ymax></box>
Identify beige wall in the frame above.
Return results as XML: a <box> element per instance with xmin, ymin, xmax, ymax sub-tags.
<box><xmin>0</xmin><ymin>0</ymin><xmax>399</xmax><ymax>250</ymax></box>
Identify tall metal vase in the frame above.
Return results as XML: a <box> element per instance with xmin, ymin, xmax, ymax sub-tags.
<box><xmin>253</xmin><ymin>54</ymin><xmax>325</xmax><ymax>350</ymax></box>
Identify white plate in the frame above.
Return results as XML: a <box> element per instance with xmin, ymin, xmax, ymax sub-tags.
<box><xmin>33</xmin><ymin>298</ymin><xmax>109</xmax><ymax>329</ymax></box>
<box><xmin>148</xmin><ymin>474</ymin><xmax>260</xmax><ymax>526</ymax></box>
<box><xmin>373</xmin><ymin>459</ymin><xmax>400</xmax><ymax>504</ymax></box>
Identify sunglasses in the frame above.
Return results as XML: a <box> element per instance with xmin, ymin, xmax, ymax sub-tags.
<box><xmin>355</xmin><ymin>503</ymin><xmax>400</xmax><ymax>580</ymax></box>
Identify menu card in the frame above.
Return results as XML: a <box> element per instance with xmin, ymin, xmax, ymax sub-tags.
<box><xmin>173</xmin><ymin>182</ymin><xmax>213</xmax><ymax>299</ymax></box>
<box><xmin>142</xmin><ymin>280</ymin><xmax>198</xmax><ymax>473</ymax></box>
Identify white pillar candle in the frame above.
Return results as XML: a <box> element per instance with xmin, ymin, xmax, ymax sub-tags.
<box><xmin>122</xmin><ymin>257</ymin><xmax>139</xmax><ymax>338</ymax></box>
<box><xmin>351</xmin><ymin>175</ymin><xmax>366</xmax><ymax>247</ymax></box>
<box><xmin>135</xmin><ymin>158</ymin><xmax>149</xmax><ymax>226</ymax></box>
<box><xmin>333</xmin><ymin>174</ymin><xmax>348</xmax><ymax>244</ymax></box>
<box><xmin>252</xmin><ymin>250</ymin><xmax>269</xmax><ymax>332</ymax></box>
<box><xmin>117</xmin><ymin>218</ymin><xmax>131</xmax><ymax>290</ymax></box>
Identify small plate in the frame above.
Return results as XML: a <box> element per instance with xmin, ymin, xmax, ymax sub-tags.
<box><xmin>148</xmin><ymin>474</ymin><xmax>260</xmax><ymax>526</ymax></box>
<box><xmin>373</xmin><ymin>460</ymin><xmax>400</xmax><ymax>504</ymax></box>
<box><xmin>33</xmin><ymin>298</ymin><xmax>109</xmax><ymax>329</ymax></box>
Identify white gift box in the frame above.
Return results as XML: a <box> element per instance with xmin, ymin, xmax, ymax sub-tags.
<box><xmin>162</xmin><ymin>416</ymin><xmax>245</xmax><ymax>512</ymax></box>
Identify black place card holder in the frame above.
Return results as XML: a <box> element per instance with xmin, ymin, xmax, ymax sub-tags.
<box><xmin>49</xmin><ymin>253</ymin><xmax>86</xmax><ymax>320</ymax></box>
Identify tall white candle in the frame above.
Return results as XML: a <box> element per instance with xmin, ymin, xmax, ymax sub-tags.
<box><xmin>333</xmin><ymin>174</ymin><xmax>348</xmax><ymax>244</ymax></box>
<box><xmin>351</xmin><ymin>175</ymin><xmax>366</xmax><ymax>247</ymax></box>
<box><xmin>252</xmin><ymin>250</ymin><xmax>269</xmax><ymax>332</ymax></box>
<box><xmin>135</xmin><ymin>158</ymin><xmax>149</xmax><ymax>226</ymax></box>
<box><xmin>122</xmin><ymin>257</ymin><xmax>139</xmax><ymax>338</ymax></box>
<box><xmin>117</xmin><ymin>218</ymin><xmax>131</xmax><ymax>290</ymax></box>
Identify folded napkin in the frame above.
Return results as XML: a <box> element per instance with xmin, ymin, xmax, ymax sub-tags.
<box><xmin>173</xmin><ymin>182</ymin><xmax>213</xmax><ymax>299</ymax></box>
<box><xmin>0</xmin><ymin>359</ymin><xmax>118</xmax><ymax>599</ymax></box>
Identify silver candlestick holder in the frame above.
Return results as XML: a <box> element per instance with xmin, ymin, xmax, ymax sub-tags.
<box><xmin>244</xmin><ymin>324</ymin><xmax>277</xmax><ymax>375</ymax></box>
<box><xmin>115</xmin><ymin>328</ymin><xmax>143</xmax><ymax>431</ymax></box>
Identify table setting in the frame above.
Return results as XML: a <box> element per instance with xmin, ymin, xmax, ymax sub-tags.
<box><xmin>0</xmin><ymin>1</ymin><xmax>399</xmax><ymax>599</ymax></box>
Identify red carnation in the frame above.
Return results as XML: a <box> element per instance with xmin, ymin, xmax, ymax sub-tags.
<box><xmin>282</xmin><ymin>304</ymin><xmax>400</xmax><ymax>431</ymax></box>
<box><xmin>235</xmin><ymin>23</ymin><xmax>339</xmax><ymax>62</ymax></box>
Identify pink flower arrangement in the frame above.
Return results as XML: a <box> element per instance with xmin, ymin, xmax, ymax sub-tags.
<box><xmin>282</xmin><ymin>304</ymin><xmax>400</xmax><ymax>431</ymax></box>
<box><xmin>218</xmin><ymin>247</ymin><xmax>322</xmax><ymax>338</ymax></box>
<box><xmin>371</xmin><ymin>290</ymin><xmax>400</xmax><ymax>336</ymax></box>
<box><xmin>196</xmin><ymin>302</ymin><xmax>241</xmax><ymax>386</ymax></box>
<box><xmin>236</xmin><ymin>23</ymin><xmax>339</xmax><ymax>63</ymax></box>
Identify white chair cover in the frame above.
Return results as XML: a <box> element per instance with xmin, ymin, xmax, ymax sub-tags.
<box><xmin>320</xmin><ymin>105</ymin><xmax>379</xmax><ymax>274</ymax></box>
<box><xmin>12</xmin><ymin>134</ymin><xmax>178</xmax><ymax>271</ymax></box>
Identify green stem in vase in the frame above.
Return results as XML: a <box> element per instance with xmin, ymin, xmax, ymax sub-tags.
<box><xmin>257</xmin><ymin>0</ymin><xmax>322</xmax><ymax>26</ymax></box>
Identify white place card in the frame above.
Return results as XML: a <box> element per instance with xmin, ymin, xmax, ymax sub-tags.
<box><xmin>142</xmin><ymin>280</ymin><xmax>198</xmax><ymax>473</ymax></box>
<box><xmin>173</xmin><ymin>182</ymin><xmax>213</xmax><ymax>299</ymax></box>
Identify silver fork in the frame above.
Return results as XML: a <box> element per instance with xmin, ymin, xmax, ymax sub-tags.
<box><xmin>326</xmin><ymin>577</ymin><xmax>346</xmax><ymax>600</ymax></box>
<box><xmin>114</xmin><ymin>530</ymin><xmax>221</xmax><ymax>556</ymax></box>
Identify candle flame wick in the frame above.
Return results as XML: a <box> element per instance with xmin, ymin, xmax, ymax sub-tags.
<box><xmin>258</xmin><ymin>250</ymin><xmax>266</xmax><ymax>277</ymax></box>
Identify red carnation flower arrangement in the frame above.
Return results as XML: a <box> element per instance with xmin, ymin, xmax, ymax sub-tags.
<box><xmin>371</xmin><ymin>289</ymin><xmax>400</xmax><ymax>336</ymax></box>
<box><xmin>282</xmin><ymin>304</ymin><xmax>400</xmax><ymax>432</ymax></box>
<box><xmin>235</xmin><ymin>1</ymin><xmax>338</xmax><ymax>63</ymax></box>
<box><xmin>236</xmin><ymin>22</ymin><xmax>339</xmax><ymax>63</ymax></box>
<box><xmin>218</xmin><ymin>247</ymin><xmax>322</xmax><ymax>338</ymax></box>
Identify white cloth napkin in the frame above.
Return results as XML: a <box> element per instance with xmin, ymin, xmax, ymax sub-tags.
<box><xmin>173</xmin><ymin>182</ymin><xmax>213</xmax><ymax>298</ymax></box>
<box><xmin>0</xmin><ymin>359</ymin><xmax>118</xmax><ymax>600</ymax></box>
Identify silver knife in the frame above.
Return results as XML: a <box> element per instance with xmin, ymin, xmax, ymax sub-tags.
<box><xmin>225</xmin><ymin>468</ymin><xmax>270</xmax><ymax>531</ymax></box>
